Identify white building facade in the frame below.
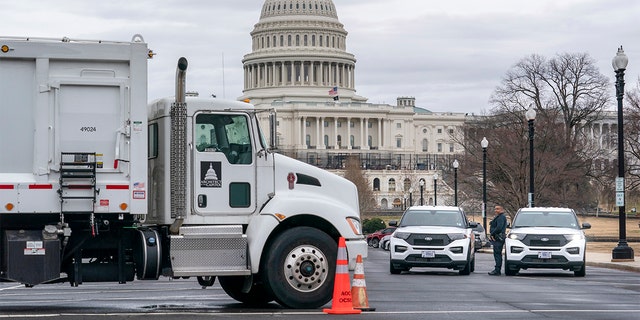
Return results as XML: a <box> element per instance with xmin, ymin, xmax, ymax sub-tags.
<box><xmin>239</xmin><ymin>0</ymin><xmax>469</xmax><ymax>211</ymax></box>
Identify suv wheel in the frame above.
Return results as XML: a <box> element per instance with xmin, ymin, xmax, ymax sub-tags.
<box><xmin>505</xmin><ymin>256</ymin><xmax>518</xmax><ymax>276</ymax></box>
<box><xmin>370</xmin><ymin>238</ymin><xmax>379</xmax><ymax>248</ymax></box>
<box><xmin>574</xmin><ymin>257</ymin><xmax>586</xmax><ymax>277</ymax></box>
<box><xmin>390</xmin><ymin>262</ymin><xmax>402</xmax><ymax>275</ymax></box>
<box><xmin>459</xmin><ymin>252</ymin><xmax>472</xmax><ymax>275</ymax></box>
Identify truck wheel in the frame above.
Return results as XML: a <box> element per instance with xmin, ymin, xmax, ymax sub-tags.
<box><xmin>218</xmin><ymin>276</ymin><xmax>274</xmax><ymax>306</ymax></box>
<box><xmin>261</xmin><ymin>227</ymin><xmax>336</xmax><ymax>309</ymax></box>
<box><xmin>197</xmin><ymin>276</ymin><xmax>216</xmax><ymax>288</ymax></box>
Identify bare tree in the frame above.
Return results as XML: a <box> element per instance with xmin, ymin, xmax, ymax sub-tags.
<box><xmin>343</xmin><ymin>155</ymin><xmax>377</xmax><ymax>217</ymax></box>
<box><xmin>456</xmin><ymin>52</ymin><xmax>609</xmax><ymax>216</ymax></box>
<box><xmin>491</xmin><ymin>52</ymin><xmax>609</xmax><ymax>147</ymax></box>
<box><xmin>625</xmin><ymin>77</ymin><xmax>640</xmax><ymax>191</ymax></box>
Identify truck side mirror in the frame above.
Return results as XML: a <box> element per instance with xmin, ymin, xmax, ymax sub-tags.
<box><xmin>269</xmin><ymin>111</ymin><xmax>278</xmax><ymax>150</ymax></box>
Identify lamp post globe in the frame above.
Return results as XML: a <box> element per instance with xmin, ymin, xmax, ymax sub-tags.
<box><xmin>481</xmin><ymin>137</ymin><xmax>488</xmax><ymax>232</ymax></box>
<box><xmin>611</xmin><ymin>46</ymin><xmax>634</xmax><ymax>261</ymax></box>
<box><xmin>526</xmin><ymin>105</ymin><xmax>536</xmax><ymax>208</ymax></box>
<box><xmin>452</xmin><ymin>159</ymin><xmax>459</xmax><ymax>206</ymax></box>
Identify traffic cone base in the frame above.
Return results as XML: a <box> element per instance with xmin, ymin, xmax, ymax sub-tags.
<box><xmin>322</xmin><ymin>237</ymin><xmax>362</xmax><ymax>315</ymax></box>
<box><xmin>351</xmin><ymin>254</ymin><xmax>375</xmax><ymax>311</ymax></box>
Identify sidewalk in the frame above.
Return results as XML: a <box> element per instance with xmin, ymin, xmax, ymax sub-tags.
<box><xmin>586</xmin><ymin>252</ymin><xmax>640</xmax><ymax>273</ymax></box>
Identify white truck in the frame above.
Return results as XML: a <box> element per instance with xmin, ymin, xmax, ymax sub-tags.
<box><xmin>0</xmin><ymin>35</ymin><xmax>367</xmax><ymax>309</ymax></box>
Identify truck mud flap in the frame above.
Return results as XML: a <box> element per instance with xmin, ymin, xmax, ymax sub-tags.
<box><xmin>3</xmin><ymin>230</ymin><xmax>61</xmax><ymax>286</ymax></box>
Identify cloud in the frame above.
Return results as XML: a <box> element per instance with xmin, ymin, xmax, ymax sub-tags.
<box><xmin>4</xmin><ymin>0</ymin><xmax>639</xmax><ymax>113</ymax></box>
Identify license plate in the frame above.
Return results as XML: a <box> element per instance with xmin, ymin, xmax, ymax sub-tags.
<box><xmin>538</xmin><ymin>251</ymin><xmax>552</xmax><ymax>259</ymax></box>
<box><xmin>421</xmin><ymin>250</ymin><xmax>435</xmax><ymax>258</ymax></box>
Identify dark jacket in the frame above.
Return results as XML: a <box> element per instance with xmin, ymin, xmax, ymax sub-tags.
<box><xmin>489</xmin><ymin>213</ymin><xmax>507</xmax><ymax>241</ymax></box>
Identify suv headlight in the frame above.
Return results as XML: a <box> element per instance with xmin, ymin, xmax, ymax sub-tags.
<box><xmin>447</xmin><ymin>233</ymin><xmax>468</xmax><ymax>241</ymax></box>
<box><xmin>508</xmin><ymin>233</ymin><xmax>525</xmax><ymax>241</ymax></box>
<box><xmin>393</xmin><ymin>232</ymin><xmax>411</xmax><ymax>240</ymax></box>
<box><xmin>563</xmin><ymin>233</ymin><xmax>584</xmax><ymax>241</ymax></box>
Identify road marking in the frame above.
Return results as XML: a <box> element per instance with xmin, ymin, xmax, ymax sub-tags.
<box><xmin>1</xmin><ymin>309</ymin><xmax>640</xmax><ymax>317</ymax></box>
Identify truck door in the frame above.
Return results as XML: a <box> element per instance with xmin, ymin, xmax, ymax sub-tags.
<box><xmin>192</xmin><ymin>112</ymin><xmax>256</xmax><ymax>215</ymax></box>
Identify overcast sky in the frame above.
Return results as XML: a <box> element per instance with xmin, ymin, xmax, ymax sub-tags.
<box><xmin>4</xmin><ymin>0</ymin><xmax>640</xmax><ymax>114</ymax></box>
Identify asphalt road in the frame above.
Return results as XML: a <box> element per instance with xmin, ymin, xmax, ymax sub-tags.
<box><xmin>0</xmin><ymin>249</ymin><xmax>639</xmax><ymax>319</ymax></box>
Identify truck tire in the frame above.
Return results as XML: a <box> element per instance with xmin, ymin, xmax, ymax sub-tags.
<box><xmin>218</xmin><ymin>276</ymin><xmax>274</xmax><ymax>306</ymax></box>
<box><xmin>261</xmin><ymin>227</ymin><xmax>336</xmax><ymax>309</ymax></box>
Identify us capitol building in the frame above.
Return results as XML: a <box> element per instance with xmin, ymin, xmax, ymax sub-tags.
<box><xmin>237</xmin><ymin>0</ymin><xmax>619</xmax><ymax>212</ymax></box>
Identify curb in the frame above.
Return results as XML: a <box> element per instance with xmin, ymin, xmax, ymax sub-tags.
<box><xmin>586</xmin><ymin>261</ymin><xmax>640</xmax><ymax>273</ymax></box>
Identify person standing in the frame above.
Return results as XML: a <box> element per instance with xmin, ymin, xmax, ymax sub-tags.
<box><xmin>488</xmin><ymin>205</ymin><xmax>507</xmax><ymax>276</ymax></box>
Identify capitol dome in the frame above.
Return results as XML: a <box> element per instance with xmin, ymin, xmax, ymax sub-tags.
<box><xmin>239</xmin><ymin>0</ymin><xmax>367</xmax><ymax>104</ymax></box>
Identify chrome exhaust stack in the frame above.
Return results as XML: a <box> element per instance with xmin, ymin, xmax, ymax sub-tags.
<box><xmin>169</xmin><ymin>57</ymin><xmax>188</xmax><ymax>234</ymax></box>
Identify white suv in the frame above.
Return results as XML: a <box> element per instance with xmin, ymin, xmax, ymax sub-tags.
<box><xmin>505</xmin><ymin>207</ymin><xmax>591</xmax><ymax>277</ymax></box>
<box><xmin>389</xmin><ymin>206</ymin><xmax>476</xmax><ymax>275</ymax></box>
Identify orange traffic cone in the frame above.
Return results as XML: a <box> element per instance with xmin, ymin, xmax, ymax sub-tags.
<box><xmin>323</xmin><ymin>237</ymin><xmax>362</xmax><ymax>315</ymax></box>
<box><xmin>351</xmin><ymin>254</ymin><xmax>375</xmax><ymax>311</ymax></box>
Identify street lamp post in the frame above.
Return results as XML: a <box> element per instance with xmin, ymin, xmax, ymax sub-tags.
<box><xmin>409</xmin><ymin>187</ymin><xmax>414</xmax><ymax>207</ymax></box>
<box><xmin>433</xmin><ymin>173</ymin><xmax>438</xmax><ymax>206</ymax></box>
<box><xmin>481</xmin><ymin>137</ymin><xmax>489</xmax><ymax>232</ymax></box>
<box><xmin>526</xmin><ymin>106</ymin><xmax>536</xmax><ymax>208</ymax></box>
<box><xmin>419</xmin><ymin>179</ymin><xmax>425</xmax><ymax>206</ymax></box>
<box><xmin>452</xmin><ymin>159</ymin><xmax>459</xmax><ymax>206</ymax></box>
<box><xmin>611</xmin><ymin>46</ymin><xmax>635</xmax><ymax>261</ymax></box>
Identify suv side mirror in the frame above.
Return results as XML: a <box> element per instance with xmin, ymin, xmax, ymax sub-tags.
<box><xmin>389</xmin><ymin>220</ymin><xmax>398</xmax><ymax>227</ymax></box>
<box><xmin>581</xmin><ymin>222</ymin><xmax>591</xmax><ymax>230</ymax></box>
<box><xmin>468</xmin><ymin>221</ymin><xmax>479</xmax><ymax>228</ymax></box>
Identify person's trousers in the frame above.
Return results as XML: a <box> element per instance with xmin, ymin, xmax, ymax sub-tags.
<box><xmin>492</xmin><ymin>240</ymin><xmax>504</xmax><ymax>272</ymax></box>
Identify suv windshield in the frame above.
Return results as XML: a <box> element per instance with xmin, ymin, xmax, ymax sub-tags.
<box><xmin>512</xmin><ymin>211</ymin><xmax>579</xmax><ymax>229</ymax></box>
<box><xmin>400</xmin><ymin>209</ymin><xmax>465</xmax><ymax>227</ymax></box>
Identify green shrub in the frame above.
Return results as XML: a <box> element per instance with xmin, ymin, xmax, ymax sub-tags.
<box><xmin>363</xmin><ymin>218</ymin><xmax>386</xmax><ymax>234</ymax></box>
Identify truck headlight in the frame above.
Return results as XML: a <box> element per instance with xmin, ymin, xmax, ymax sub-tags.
<box><xmin>394</xmin><ymin>232</ymin><xmax>411</xmax><ymax>240</ymax></box>
<box><xmin>346</xmin><ymin>217</ymin><xmax>362</xmax><ymax>235</ymax></box>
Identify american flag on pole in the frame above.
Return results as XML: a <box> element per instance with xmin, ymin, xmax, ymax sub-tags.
<box><xmin>328</xmin><ymin>86</ymin><xmax>338</xmax><ymax>96</ymax></box>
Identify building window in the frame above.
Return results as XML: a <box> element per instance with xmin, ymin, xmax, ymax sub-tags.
<box><xmin>437</xmin><ymin>128</ymin><xmax>442</xmax><ymax>134</ymax></box>
<box><xmin>403</xmin><ymin>178</ymin><xmax>411</xmax><ymax>192</ymax></box>
<box><xmin>449</xmin><ymin>143</ymin><xmax>454</xmax><ymax>152</ymax></box>
<box><xmin>396</xmin><ymin>122</ymin><xmax>402</xmax><ymax>129</ymax></box>
<box><xmin>422</xmin><ymin>139</ymin><xmax>428</xmax><ymax>152</ymax></box>
<box><xmin>368</xmin><ymin>135</ymin><xmax>372</xmax><ymax>147</ymax></box>
<box><xmin>368</xmin><ymin>122</ymin><xmax>373</xmax><ymax>128</ymax></box>
<box><xmin>324</xmin><ymin>121</ymin><xmax>329</xmax><ymax>127</ymax></box>
<box><xmin>288</xmin><ymin>35</ymin><xmax>292</xmax><ymax>46</ymax></box>
<box><xmin>337</xmin><ymin>135</ymin><xmax>342</xmax><ymax>147</ymax></box>
<box><xmin>373</xmin><ymin>178</ymin><xmax>380</xmax><ymax>191</ymax></box>
<box><xmin>324</xmin><ymin>135</ymin><xmax>329</xmax><ymax>146</ymax></box>
<box><xmin>388</xmin><ymin>178</ymin><xmax>396</xmax><ymax>192</ymax></box>
<box><xmin>337</xmin><ymin>122</ymin><xmax>342</xmax><ymax>128</ymax></box>
<box><xmin>437</xmin><ymin>143</ymin><xmax>443</xmax><ymax>152</ymax></box>
<box><xmin>305</xmin><ymin>134</ymin><xmax>311</xmax><ymax>147</ymax></box>
<box><xmin>350</xmin><ymin>121</ymin><xmax>355</xmax><ymax>128</ymax></box>
<box><xmin>449</xmin><ymin>128</ymin><xmax>454</xmax><ymax>134</ymax></box>
<box><xmin>396</xmin><ymin>137</ymin><xmax>402</xmax><ymax>148</ymax></box>
<box><xmin>423</xmin><ymin>128</ymin><xmax>427</xmax><ymax>134</ymax></box>
<box><xmin>296</xmin><ymin>35</ymin><xmax>300</xmax><ymax>46</ymax></box>
<box><xmin>350</xmin><ymin>135</ymin><xmax>355</xmax><ymax>147</ymax></box>
<box><xmin>305</xmin><ymin>121</ymin><xmax>311</xmax><ymax>127</ymax></box>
